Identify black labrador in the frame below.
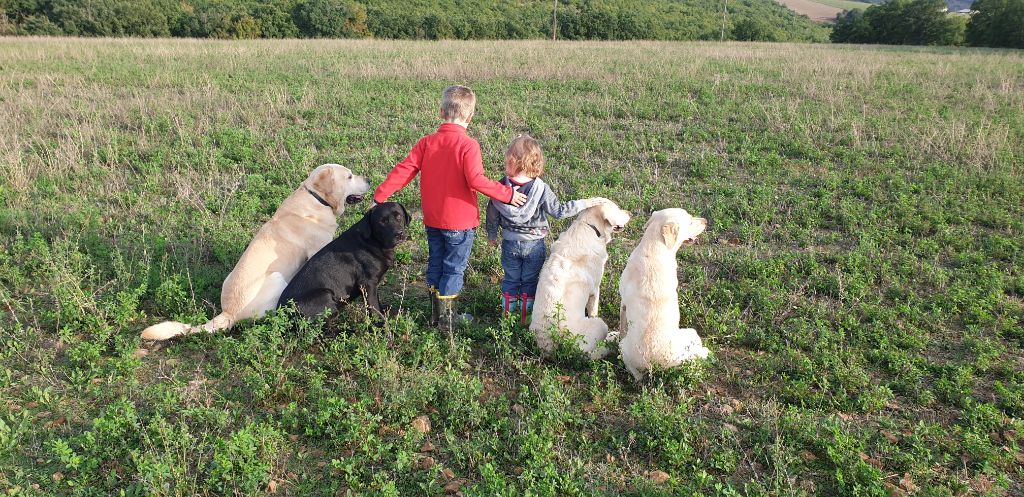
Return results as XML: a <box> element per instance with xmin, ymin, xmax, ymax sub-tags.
<box><xmin>277</xmin><ymin>202</ymin><xmax>410</xmax><ymax>321</ymax></box>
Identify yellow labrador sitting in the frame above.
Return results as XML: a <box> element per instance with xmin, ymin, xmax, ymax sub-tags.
<box><xmin>531</xmin><ymin>201</ymin><xmax>631</xmax><ymax>360</ymax></box>
<box><xmin>141</xmin><ymin>164</ymin><xmax>370</xmax><ymax>341</ymax></box>
<box><xmin>617</xmin><ymin>208</ymin><xmax>709</xmax><ymax>381</ymax></box>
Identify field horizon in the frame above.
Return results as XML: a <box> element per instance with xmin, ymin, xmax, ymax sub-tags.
<box><xmin>1</xmin><ymin>38</ymin><xmax>1022</xmax><ymax>496</ymax></box>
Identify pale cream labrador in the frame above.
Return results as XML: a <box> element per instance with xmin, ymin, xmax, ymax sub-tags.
<box><xmin>141</xmin><ymin>163</ymin><xmax>370</xmax><ymax>341</ymax></box>
<box><xmin>617</xmin><ymin>208</ymin><xmax>709</xmax><ymax>381</ymax></box>
<box><xmin>531</xmin><ymin>201</ymin><xmax>631</xmax><ymax>360</ymax></box>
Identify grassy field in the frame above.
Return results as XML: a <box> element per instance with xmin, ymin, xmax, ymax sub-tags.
<box><xmin>1</xmin><ymin>37</ymin><xmax>1023</xmax><ymax>496</ymax></box>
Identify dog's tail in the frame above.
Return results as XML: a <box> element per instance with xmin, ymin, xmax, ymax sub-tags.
<box><xmin>669</xmin><ymin>328</ymin><xmax>710</xmax><ymax>362</ymax></box>
<box><xmin>140</xmin><ymin>312</ymin><xmax>234</xmax><ymax>341</ymax></box>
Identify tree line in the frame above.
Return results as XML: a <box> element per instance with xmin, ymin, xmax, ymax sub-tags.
<box><xmin>831</xmin><ymin>0</ymin><xmax>1023</xmax><ymax>48</ymax></box>
<box><xmin>0</xmin><ymin>0</ymin><xmax>829</xmax><ymax>42</ymax></box>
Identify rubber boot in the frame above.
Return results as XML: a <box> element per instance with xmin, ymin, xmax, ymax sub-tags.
<box><xmin>501</xmin><ymin>292</ymin><xmax>520</xmax><ymax>318</ymax></box>
<box><xmin>520</xmin><ymin>293</ymin><xmax>534</xmax><ymax>327</ymax></box>
<box><xmin>428</xmin><ymin>287</ymin><xmax>441</xmax><ymax>327</ymax></box>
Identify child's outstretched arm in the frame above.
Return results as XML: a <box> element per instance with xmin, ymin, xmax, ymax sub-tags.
<box><xmin>543</xmin><ymin>188</ymin><xmax>609</xmax><ymax>219</ymax></box>
<box><xmin>374</xmin><ymin>141</ymin><xmax>424</xmax><ymax>204</ymax></box>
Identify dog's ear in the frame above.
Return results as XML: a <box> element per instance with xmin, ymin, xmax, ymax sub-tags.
<box><xmin>311</xmin><ymin>167</ymin><xmax>341</xmax><ymax>211</ymax></box>
<box><xmin>593</xmin><ymin>203</ymin><xmax>612</xmax><ymax>228</ymax></box>
<box><xmin>600</xmin><ymin>204</ymin><xmax>629</xmax><ymax>233</ymax></box>
<box><xmin>401</xmin><ymin>202</ymin><xmax>413</xmax><ymax>225</ymax></box>
<box><xmin>352</xmin><ymin>210</ymin><xmax>374</xmax><ymax>239</ymax></box>
<box><xmin>662</xmin><ymin>221</ymin><xmax>680</xmax><ymax>247</ymax></box>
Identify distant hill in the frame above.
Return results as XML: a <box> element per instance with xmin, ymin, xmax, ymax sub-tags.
<box><xmin>0</xmin><ymin>0</ymin><xmax>830</xmax><ymax>42</ymax></box>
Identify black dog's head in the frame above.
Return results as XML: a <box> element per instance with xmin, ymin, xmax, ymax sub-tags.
<box><xmin>353</xmin><ymin>202</ymin><xmax>410</xmax><ymax>249</ymax></box>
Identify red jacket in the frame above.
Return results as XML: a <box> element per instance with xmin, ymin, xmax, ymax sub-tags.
<box><xmin>373</xmin><ymin>123</ymin><xmax>514</xmax><ymax>230</ymax></box>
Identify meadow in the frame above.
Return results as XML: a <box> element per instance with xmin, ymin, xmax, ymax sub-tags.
<box><xmin>1</xmin><ymin>38</ymin><xmax>1022</xmax><ymax>496</ymax></box>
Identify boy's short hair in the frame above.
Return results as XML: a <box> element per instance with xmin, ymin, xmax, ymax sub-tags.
<box><xmin>506</xmin><ymin>135</ymin><xmax>544</xmax><ymax>178</ymax></box>
<box><xmin>441</xmin><ymin>85</ymin><xmax>476</xmax><ymax>121</ymax></box>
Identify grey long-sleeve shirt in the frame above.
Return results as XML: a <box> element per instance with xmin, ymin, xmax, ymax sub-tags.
<box><xmin>486</xmin><ymin>177</ymin><xmax>587</xmax><ymax>242</ymax></box>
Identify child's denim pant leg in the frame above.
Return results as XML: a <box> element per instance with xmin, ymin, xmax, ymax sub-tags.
<box><xmin>500</xmin><ymin>240</ymin><xmax>523</xmax><ymax>296</ymax></box>
<box><xmin>425</xmin><ymin>227</ymin><xmax>476</xmax><ymax>297</ymax></box>
<box><xmin>501</xmin><ymin>239</ymin><xmax>546</xmax><ymax>297</ymax></box>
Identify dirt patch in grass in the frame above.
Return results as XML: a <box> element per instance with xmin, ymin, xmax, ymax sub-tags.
<box><xmin>776</xmin><ymin>0</ymin><xmax>843</xmax><ymax>22</ymax></box>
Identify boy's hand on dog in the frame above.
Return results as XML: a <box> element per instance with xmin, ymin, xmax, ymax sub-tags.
<box><xmin>510</xmin><ymin>191</ymin><xmax>527</xmax><ymax>207</ymax></box>
<box><xmin>586</xmin><ymin>197</ymin><xmax>611</xmax><ymax>208</ymax></box>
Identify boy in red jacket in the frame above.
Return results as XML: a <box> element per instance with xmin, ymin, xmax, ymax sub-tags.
<box><xmin>372</xmin><ymin>85</ymin><xmax>527</xmax><ymax>327</ymax></box>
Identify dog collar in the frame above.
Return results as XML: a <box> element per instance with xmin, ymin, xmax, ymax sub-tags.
<box><xmin>305</xmin><ymin>186</ymin><xmax>333</xmax><ymax>209</ymax></box>
<box><xmin>587</xmin><ymin>223</ymin><xmax>602</xmax><ymax>238</ymax></box>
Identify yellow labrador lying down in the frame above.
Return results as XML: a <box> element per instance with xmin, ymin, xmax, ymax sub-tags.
<box><xmin>141</xmin><ymin>164</ymin><xmax>370</xmax><ymax>341</ymax></box>
<box><xmin>617</xmin><ymin>208</ymin><xmax>709</xmax><ymax>381</ymax></box>
<box><xmin>531</xmin><ymin>201</ymin><xmax>631</xmax><ymax>360</ymax></box>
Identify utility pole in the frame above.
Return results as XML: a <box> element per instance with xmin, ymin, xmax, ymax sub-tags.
<box><xmin>552</xmin><ymin>0</ymin><xmax>558</xmax><ymax>41</ymax></box>
<box><xmin>720</xmin><ymin>0</ymin><xmax>728</xmax><ymax>41</ymax></box>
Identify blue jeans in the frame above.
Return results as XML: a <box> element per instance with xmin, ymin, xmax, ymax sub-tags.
<box><xmin>501</xmin><ymin>239</ymin><xmax>546</xmax><ymax>298</ymax></box>
<box><xmin>425</xmin><ymin>227</ymin><xmax>476</xmax><ymax>296</ymax></box>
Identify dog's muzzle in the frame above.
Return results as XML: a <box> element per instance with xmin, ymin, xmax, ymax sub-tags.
<box><xmin>612</xmin><ymin>225</ymin><xmax>625</xmax><ymax>232</ymax></box>
<box><xmin>346</xmin><ymin>194</ymin><xmax>365</xmax><ymax>205</ymax></box>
